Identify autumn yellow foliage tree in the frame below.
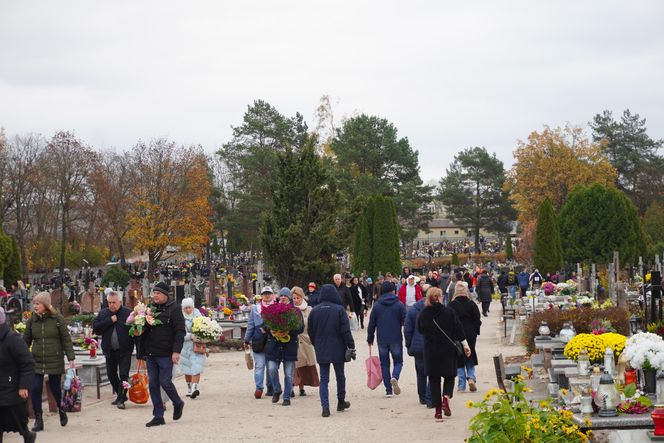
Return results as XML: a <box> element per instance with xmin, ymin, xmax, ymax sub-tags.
<box><xmin>508</xmin><ymin>125</ymin><xmax>617</xmax><ymax>222</ymax></box>
<box><xmin>127</xmin><ymin>139</ymin><xmax>213</xmax><ymax>280</ymax></box>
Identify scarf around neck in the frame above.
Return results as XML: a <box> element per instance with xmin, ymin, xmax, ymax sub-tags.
<box><xmin>296</xmin><ymin>300</ymin><xmax>308</xmax><ymax>311</ymax></box>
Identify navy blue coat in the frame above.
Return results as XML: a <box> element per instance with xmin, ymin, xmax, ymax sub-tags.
<box><xmin>367</xmin><ymin>293</ymin><xmax>406</xmax><ymax>345</ymax></box>
<box><xmin>265</xmin><ymin>306</ymin><xmax>304</xmax><ymax>362</ymax></box>
<box><xmin>308</xmin><ymin>285</ymin><xmax>355</xmax><ymax>365</ymax></box>
<box><xmin>306</xmin><ymin>290</ymin><xmax>321</xmax><ymax>307</ymax></box>
<box><xmin>92</xmin><ymin>306</ymin><xmax>135</xmax><ymax>355</ymax></box>
<box><xmin>404</xmin><ymin>299</ymin><xmax>425</xmax><ymax>355</ymax></box>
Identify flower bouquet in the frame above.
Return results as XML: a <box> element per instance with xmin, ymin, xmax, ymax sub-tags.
<box><xmin>617</xmin><ymin>384</ymin><xmax>653</xmax><ymax>414</ymax></box>
<box><xmin>126</xmin><ymin>302</ymin><xmax>162</xmax><ymax>337</ymax></box>
<box><xmin>191</xmin><ymin>316</ymin><xmax>223</xmax><ymax>343</ymax></box>
<box><xmin>261</xmin><ymin>303</ymin><xmax>302</xmax><ymax>343</ymax></box>
<box><xmin>542</xmin><ymin>281</ymin><xmax>556</xmax><ymax>296</ymax></box>
<box><xmin>622</xmin><ymin>332</ymin><xmax>664</xmax><ymax>371</ymax></box>
<box><xmin>13</xmin><ymin>322</ymin><xmax>26</xmax><ymax>334</ymax></box>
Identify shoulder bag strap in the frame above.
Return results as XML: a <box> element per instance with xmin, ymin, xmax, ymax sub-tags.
<box><xmin>432</xmin><ymin>318</ymin><xmax>459</xmax><ymax>348</ymax></box>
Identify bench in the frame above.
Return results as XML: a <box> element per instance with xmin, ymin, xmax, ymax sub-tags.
<box><xmin>493</xmin><ymin>353</ymin><xmax>521</xmax><ymax>391</ymax></box>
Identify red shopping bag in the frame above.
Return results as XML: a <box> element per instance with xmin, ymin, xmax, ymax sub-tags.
<box><xmin>128</xmin><ymin>360</ymin><xmax>149</xmax><ymax>404</ymax></box>
<box><xmin>365</xmin><ymin>345</ymin><xmax>382</xmax><ymax>390</ymax></box>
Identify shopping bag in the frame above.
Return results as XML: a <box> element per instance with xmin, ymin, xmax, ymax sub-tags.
<box><xmin>60</xmin><ymin>368</ymin><xmax>83</xmax><ymax>412</ymax></box>
<box><xmin>365</xmin><ymin>345</ymin><xmax>382</xmax><ymax>390</ymax></box>
<box><xmin>349</xmin><ymin>313</ymin><xmax>360</xmax><ymax>331</ymax></box>
<box><xmin>245</xmin><ymin>348</ymin><xmax>254</xmax><ymax>370</ymax></box>
<box><xmin>128</xmin><ymin>360</ymin><xmax>150</xmax><ymax>404</ymax></box>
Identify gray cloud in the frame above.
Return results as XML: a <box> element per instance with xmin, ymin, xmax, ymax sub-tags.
<box><xmin>1</xmin><ymin>0</ymin><xmax>663</xmax><ymax>181</ymax></box>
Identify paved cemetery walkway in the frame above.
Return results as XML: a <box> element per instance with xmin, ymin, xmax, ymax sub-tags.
<box><xmin>6</xmin><ymin>299</ymin><xmax>525</xmax><ymax>443</ymax></box>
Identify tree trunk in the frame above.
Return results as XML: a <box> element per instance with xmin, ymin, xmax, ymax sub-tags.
<box><xmin>147</xmin><ymin>249</ymin><xmax>156</xmax><ymax>283</ymax></box>
<box><xmin>474</xmin><ymin>226</ymin><xmax>481</xmax><ymax>255</ymax></box>
<box><xmin>116</xmin><ymin>235</ymin><xmax>126</xmax><ymax>267</ymax></box>
<box><xmin>59</xmin><ymin>207</ymin><xmax>67</xmax><ymax>278</ymax></box>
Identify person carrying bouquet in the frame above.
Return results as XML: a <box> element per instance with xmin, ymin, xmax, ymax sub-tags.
<box><xmin>137</xmin><ymin>282</ymin><xmax>186</xmax><ymax>427</ymax></box>
<box><xmin>244</xmin><ymin>286</ymin><xmax>276</xmax><ymax>399</ymax></box>
<box><xmin>264</xmin><ymin>288</ymin><xmax>304</xmax><ymax>406</ymax></box>
<box><xmin>179</xmin><ymin>298</ymin><xmax>206</xmax><ymax>399</ymax></box>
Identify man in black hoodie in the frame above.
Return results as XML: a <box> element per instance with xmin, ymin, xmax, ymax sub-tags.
<box><xmin>139</xmin><ymin>282</ymin><xmax>186</xmax><ymax>427</ymax></box>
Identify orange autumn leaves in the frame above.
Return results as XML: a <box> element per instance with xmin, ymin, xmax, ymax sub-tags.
<box><xmin>507</xmin><ymin>124</ymin><xmax>617</xmax><ymax>223</ymax></box>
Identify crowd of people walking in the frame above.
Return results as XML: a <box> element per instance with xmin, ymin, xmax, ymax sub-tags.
<box><xmin>1</xmin><ymin>263</ymin><xmax>558</xmax><ymax>441</ymax></box>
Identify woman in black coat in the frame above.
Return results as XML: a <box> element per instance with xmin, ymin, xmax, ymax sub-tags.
<box><xmin>0</xmin><ymin>307</ymin><xmax>36</xmax><ymax>443</ymax></box>
<box><xmin>448</xmin><ymin>282</ymin><xmax>481</xmax><ymax>392</ymax></box>
<box><xmin>349</xmin><ymin>277</ymin><xmax>364</xmax><ymax>329</ymax></box>
<box><xmin>418</xmin><ymin>287</ymin><xmax>470</xmax><ymax>422</ymax></box>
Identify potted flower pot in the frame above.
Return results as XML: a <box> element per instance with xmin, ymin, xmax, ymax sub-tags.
<box><xmin>652</xmin><ymin>405</ymin><xmax>664</xmax><ymax>436</ymax></box>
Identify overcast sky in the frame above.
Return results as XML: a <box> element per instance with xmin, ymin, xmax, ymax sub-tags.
<box><xmin>1</xmin><ymin>1</ymin><xmax>663</xmax><ymax>183</ymax></box>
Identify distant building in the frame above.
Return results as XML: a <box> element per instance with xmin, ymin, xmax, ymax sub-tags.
<box><xmin>414</xmin><ymin>218</ymin><xmax>496</xmax><ymax>243</ymax></box>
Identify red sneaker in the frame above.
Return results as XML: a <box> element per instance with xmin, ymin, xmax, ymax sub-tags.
<box><xmin>442</xmin><ymin>396</ymin><xmax>451</xmax><ymax>416</ymax></box>
<box><xmin>254</xmin><ymin>389</ymin><xmax>263</xmax><ymax>399</ymax></box>
<box><xmin>434</xmin><ymin>406</ymin><xmax>443</xmax><ymax>421</ymax></box>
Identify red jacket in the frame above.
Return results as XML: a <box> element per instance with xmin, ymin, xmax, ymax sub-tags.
<box><xmin>398</xmin><ymin>284</ymin><xmax>422</xmax><ymax>305</ymax></box>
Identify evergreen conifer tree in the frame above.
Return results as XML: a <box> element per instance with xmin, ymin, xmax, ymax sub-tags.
<box><xmin>260</xmin><ymin>136</ymin><xmax>341</xmax><ymax>286</ymax></box>
<box><xmin>3</xmin><ymin>236</ymin><xmax>22</xmax><ymax>287</ymax></box>
<box><xmin>534</xmin><ymin>198</ymin><xmax>563</xmax><ymax>274</ymax></box>
<box><xmin>372</xmin><ymin>196</ymin><xmax>401</xmax><ymax>277</ymax></box>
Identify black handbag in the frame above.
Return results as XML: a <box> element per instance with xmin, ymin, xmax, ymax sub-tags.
<box><xmin>433</xmin><ymin>319</ymin><xmax>464</xmax><ymax>359</ymax></box>
<box><xmin>251</xmin><ymin>329</ymin><xmax>268</xmax><ymax>353</ymax></box>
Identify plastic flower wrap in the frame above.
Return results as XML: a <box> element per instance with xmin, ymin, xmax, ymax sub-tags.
<box><xmin>13</xmin><ymin>322</ymin><xmax>26</xmax><ymax>334</ymax></box>
<box><xmin>623</xmin><ymin>332</ymin><xmax>664</xmax><ymax>370</ymax></box>
<box><xmin>261</xmin><ymin>303</ymin><xmax>302</xmax><ymax>343</ymax></box>
<box><xmin>192</xmin><ymin>316</ymin><xmax>223</xmax><ymax>342</ymax></box>
<box><xmin>125</xmin><ymin>302</ymin><xmax>162</xmax><ymax>336</ymax></box>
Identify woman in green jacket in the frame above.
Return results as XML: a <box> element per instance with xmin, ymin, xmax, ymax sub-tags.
<box><xmin>23</xmin><ymin>292</ymin><xmax>75</xmax><ymax>432</ymax></box>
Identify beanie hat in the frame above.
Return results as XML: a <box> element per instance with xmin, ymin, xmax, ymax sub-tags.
<box><xmin>152</xmin><ymin>282</ymin><xmax>170</xmax><ymax>297</ymax></box>
<box><xmin>33</xmin><ymin>291</ymin><xmax>52</xmax><ymax>308</ymax></box>
<box><xmin>381</xmin><ymin>281</ymin><xmax>395</xmax><ymax>294</ymax></box>
<box><xmin>278</xmin><ymin>287</ymin><xmax>292</xmax><ymax>301</ymax></box>
<box><xmin>0</xmin><ymin>307</ymin><xmax>5</xmax><ymax>325</ymax></box>
<box><xmin>181</xmin><ymin>297</ymin><xmax>195</xmax><ymax>309</ymax></box>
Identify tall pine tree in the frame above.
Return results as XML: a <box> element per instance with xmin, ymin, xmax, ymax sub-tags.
<box><xmin>534</xmin><ymin>198</ymin><xmax>563</xmax><ymax>274</ymax></box>
<box><xmin>260</xmin><ymin>135</ymin><xmax>341</xmax><ymax>287</ymax></box>
<box><xmin>372</xmin><ymin>196</ymin><xmax>401</xmax><ymax>278</ymax></box>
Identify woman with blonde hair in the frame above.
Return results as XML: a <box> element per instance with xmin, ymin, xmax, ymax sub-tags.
<box><xmin>291</xmin><ymin>286</ymin><xmax>319</xmax><ymax>396</ymax></box>
<box><xmin>448</xmin><ymin>281</ymin><xmax>482</xmax><ymax>392</ymax></box>
<box><xmin>23</xmin><ymin>292</ymin><xmax>75</xmax><ymax>432</ymax></box>
<box><xmin>417</xmin><ymin>287</ymin><xmax>470</xmax><ymax>421</ymax></box>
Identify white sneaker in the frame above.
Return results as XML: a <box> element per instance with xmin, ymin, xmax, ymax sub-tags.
<box><xmin>391</xmin><ymin>378</ymin><xmax>401</xmax><ymax>395</ymax></box>
<box><xmin>186</xmin><ymin>383</ymin><xmax>192</xmax><ymax>397</ymax></box>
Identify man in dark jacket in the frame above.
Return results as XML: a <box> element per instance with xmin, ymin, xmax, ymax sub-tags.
<box><xmin>476</xmin><ymin>271</ymin><xmax>494</xmax><ymax>317</ymax></box>
<box><xmin>333</xmin><ymin>274</ymin><xmax>354</xmax><ymax>314</ymax></box>
<box><xmin>404</xmin><ymin>299</ymin><xmax>431</xmax><ymax>407</ymax></box>
<box><xmin>308</xmin><ymin>284</ymin><xmax>355</xmax><ymax>418</ymax></box>
<box><xmin>0</xmin><ymin>307</ymin><xmax>37</xmax><ymax>443</ymax></box>
<box><xmin>367</xmin><ymin>281</ymin><xmax>407</xmax><ymax>397</ymax></box>
<box><xmin>517</xmin><ymin>270</ymin><xmax>530</xmax><ymax>298</ymax></box>
<box><xmin>138</xmin><ymin>282</ymin><xmax>186</xmax><ymax>427</ymax></box>
<box><xmin>93</xmin><ymin>290</ymin><xmax>134</xmax><ymax>409</ymax></box>
<box><xmin>305</xmin><ymin>282</ymin><xmax>320</xmax><ymax>307</ymax></box>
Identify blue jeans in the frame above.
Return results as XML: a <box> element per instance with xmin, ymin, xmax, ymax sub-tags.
<box><xmin>508</xmin><ymin>285</ymin><xmax>516</xmax><ymax>299</ymax></box>
<box><xmin>457</xmin><ymin>359</ymin><xmax>476</xmax><ymax>390</ymax></box>
<box><xmin>252</xmin><ymin>351</ymin><xmax>273</xmax><ymax>391</ymax></box>
<box><xmin>414</xmin><ymin>353</ymin><xmax>431</xmax><ymax>404</ymax></box>
<box><xmin>378</xmin><ymin>343</ymin><xmax>403</xmax><ymax>394</ymax></box>
<box><xmin>146</xmin><ymin>356</ymin><xmax>183</xmax><ymax>418</ymax></box>
<box><xmin>267</xmin><ymin>360</ymin><xmax>295</xmax><ymax>400</ymax></box>
<box><xmin>319</xmin><ymin>362</ymin><xmax>346</xmax><ymax>409</ymax></box>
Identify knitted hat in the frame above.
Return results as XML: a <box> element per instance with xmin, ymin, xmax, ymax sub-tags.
<box><xmin>381</xmin><ymin>281</ymin><xmax>395</xmax><ymax>294</ymax></box>
<box><xmin>278</xmin><ymin>287</ymin><xmax>292</xmax><ymax>301</ymax></box>
<box><xmin>0</xmin><ymin>307</ymin><xmax>5</xmax><ymax>325</ymax></box>
<box><xmin>181</xmin><ymin>297</ymin><xmax>195</xmax><ymax>309</ymax></box>
<box><xmin>152</xmin><ymin>282</ymin><xmax>170</xmax><ymax>297</ymax></box>
<box><xmin>453</xmin><ymin>281</ymin><xmax>470</xmax><ymax>299</ymax></box>
<box><xmin>33</xmin><ymin>291</ymin><xmax>52</xmax><ymax>308</ymax></box>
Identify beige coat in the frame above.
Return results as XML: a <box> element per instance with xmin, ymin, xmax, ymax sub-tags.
<box><xmin>296</xmin><ymin>304</ymin><xmax>316</xmax><ymax>368</ymax></box>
